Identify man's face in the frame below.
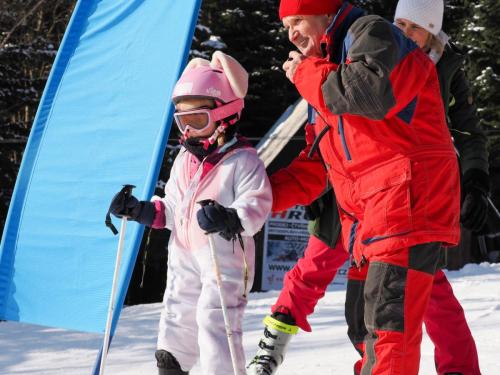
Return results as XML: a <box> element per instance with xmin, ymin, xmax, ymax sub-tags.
<box><xmin>282</xmin><ymin>14</ymin><xmax>332</xmax><ymax>57</ymax></box>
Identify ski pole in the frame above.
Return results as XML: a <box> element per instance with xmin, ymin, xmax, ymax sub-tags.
<box><xmin>207</xmin><ymin>233</ymin><xmax>239</xmax><ymax>375</ymax></box>
<box><xmin>488</xmin><ymin>196</ymin><xmax>500</xmax><ymax>220</ymax></box>
<box><xmin>99</xmin><ymin>215</ymin><xmax>127</xmax><ymax>375</ymax></box>
<box><xmin>100</xmin><ymin>184</ymin><xmax>135</xmax><ymax>374</ymax></box>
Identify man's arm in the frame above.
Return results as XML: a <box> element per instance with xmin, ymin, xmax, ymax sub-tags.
<box><xmin>293</xmin><ymin>15</ymin><xmax>434</xmax><ymax>121</ymax></box>
<box><xmin>270</xmin><ymin>124</ymin><xmax>327</xmax><ymax>212</ymax></box>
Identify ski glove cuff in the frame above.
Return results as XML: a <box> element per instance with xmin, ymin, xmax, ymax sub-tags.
<box><xmin>461</xmin><ymin>169</ymin><xmax>489</xmax><ymax>232</ymax></box>
<box><xmin>110</xmin><ymin>191</ymin><xmax>156</xmax><ymax>227</ymax></box>
<box><xmin>197</xmin><ymin>199</ymin><xmax>244</xmax><ymax>241</ymax></box>
<box><xmin>462</xmin><ymin>168</ymin><xmax>489</xmax><ymax>196</ymax></box>
<box><xmin>461</xmin><ymin>190</ymin><xmax>489</xmax><ymax>232</ymax></box>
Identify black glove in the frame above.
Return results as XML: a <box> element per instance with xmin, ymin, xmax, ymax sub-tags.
<box><xmin>109</xmin><ymin>188</ymin><xmax>156</xmax><ymax>226</ymax></box>
<box><xmin>461</xmin><ymin>169</ymin><xmax>489</xmax><ymax>232</ymax></box>
<box><xmin>197</xmin><ymin>199</ymin><xmax>244</xmax><ymax>241</ymax></box>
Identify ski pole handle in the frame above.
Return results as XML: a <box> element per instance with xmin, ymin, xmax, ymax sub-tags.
<box><xmin>121</xmin><ymin>184</ymin><xmax>136</xmax><ymax>199</ymax></box>
<box><xmin>105</xmin><ymin>184</ymin><xmax>136</xmax><ymax>235</ymax></box>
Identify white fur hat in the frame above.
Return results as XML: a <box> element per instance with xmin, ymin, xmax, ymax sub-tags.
<box><xmin>395</xmin><ymin>0</ymin><xmax>444</xmax><ymax>35</ymax></box>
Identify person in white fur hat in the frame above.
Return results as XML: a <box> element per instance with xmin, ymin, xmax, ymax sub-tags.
<box><xmin>394</xmin><ymin>1</ymin><xmax>488</xmax><ymax>374</ymax></box>
<box><xmin>109</xmin><ymin>51</ymin><xmax>272</xmax><ymax>374</ymax></box>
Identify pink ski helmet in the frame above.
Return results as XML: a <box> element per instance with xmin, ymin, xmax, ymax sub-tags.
<box><xmin>172</xmin><ymin>52</ymin><xmax>248</xmax><ymax>138</ymax></box>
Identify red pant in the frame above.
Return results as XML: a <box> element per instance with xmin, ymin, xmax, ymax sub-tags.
<box><xmin>272</xmin><ymin>235</ymin><xmax>348</xmax><ymax>331</ymax></box>
<box><xmin>272</xmin><ymin>237</ymin><xmax>480</xmax><ymax>374</ymax></box>
<box><xmin>425</xmin><ymin>269</ymin><xmax>480</xmax><ymax>375</ymax></box>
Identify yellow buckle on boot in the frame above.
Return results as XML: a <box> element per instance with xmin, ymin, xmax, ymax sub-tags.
<box><xmin>263</xmin><ymin>315</ymin><xmax>299</xmax><ymax>335</ymax></box>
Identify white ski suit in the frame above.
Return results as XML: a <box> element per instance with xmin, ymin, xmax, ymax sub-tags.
<box><xmin>155</xmin><ymin>141</ymin><xmax>272</xmax><ymax>374</ymax></box>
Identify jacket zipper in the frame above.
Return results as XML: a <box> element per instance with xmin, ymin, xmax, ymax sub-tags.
<box><xmin>313</xmin><ymin>107</ymin><xmax>352</xmax><ymax>161</ymax></box>
<box><xmin>181</xmin><ymin>158</ymin><xmax>204</xmax><ymax>248</ymax></box>
<box><xmin>338</xmin><ymin>116</ymin><xmax>352</xmax><ymax>161</ymax></box>
<box><xmin>338</xmin><ymin>205</ymin><xmax>358</xmax><ymax>254</ymax></box>
<box><xmin>348</xmin><ymin>220</ymin><xmax>359</xmax><ymax>255</ymax></box>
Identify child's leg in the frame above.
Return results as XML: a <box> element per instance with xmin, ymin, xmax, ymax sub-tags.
<box><xmin>157</xmin><ymin>245</ymin><xmax>201</xmax><ymax>372</ymax></box>
<box><xmin>196</xmin><ymin>236</ymin><xmax>254</xmax><ymax>375</ymax></box>
<box><xmin>247</xmin><ymin>237</ymin><xmax>348</xmax><ymax>375</ymax></box>
<box><xmin>424</xmin><ymin>269</ymin><xmax>481</xmax><ymax>375</ymax></box>
<box><xmin>272</xmin><ymin>236</ymin><xmax>349</xmax><ymax>331</ymax></box>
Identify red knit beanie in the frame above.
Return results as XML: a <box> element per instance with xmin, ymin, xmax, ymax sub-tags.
<box><xmin>279</xmin><ymin>0</ymin><xmax>343</xmax><ymax>20</ymax></box>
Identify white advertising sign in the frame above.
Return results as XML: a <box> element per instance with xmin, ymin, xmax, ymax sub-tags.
<box><xmin>261</xmin><ymin>205</ymin><xmax>349</xmax><ymax>290</ymax></box>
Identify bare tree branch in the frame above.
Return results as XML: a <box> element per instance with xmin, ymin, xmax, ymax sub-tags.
<box><xmin>0</xmin><ymin>0</ymin><xmax>48</xmax><ymax>49</ymax></box>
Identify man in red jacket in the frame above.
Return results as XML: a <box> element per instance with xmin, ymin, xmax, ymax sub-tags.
<box><xmin>249</xmin><ymin>1</ymin><xmax>462</xmax><ymax>374</ymax></box>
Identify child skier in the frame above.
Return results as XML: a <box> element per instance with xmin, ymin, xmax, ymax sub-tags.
<box><xmin>110</xmin><ymin>51</ymin><xmax>272</xmax><ymax>374</ymax></box>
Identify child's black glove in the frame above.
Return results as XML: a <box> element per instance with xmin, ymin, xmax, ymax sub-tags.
<box><xmin>197</xmin><ymin>199</ymin><xmax>244</xmax><ymax>241</ymax></box>
<box><xmin>109</xmin><ymin>189</ymin><xmax>155</xmax><ymax>226</ymax></box>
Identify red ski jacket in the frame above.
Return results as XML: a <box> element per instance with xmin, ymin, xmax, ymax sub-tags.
<box><xmin>271</xmin><ymin>5</ymin><xmax>460</xmax><ymax>264</ymax></box>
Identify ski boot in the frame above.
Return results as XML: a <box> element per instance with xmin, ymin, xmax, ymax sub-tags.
<box><xmin>246</xmin><ymin>311</ymin><xmax>298</xmax><ymax>374</ymax></box>
<box><xmin>155</xmin><ymin>350</ymin><xmax>189</xmax><ymax>375</ymax></box>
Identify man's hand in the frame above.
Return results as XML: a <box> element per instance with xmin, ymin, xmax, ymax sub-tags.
<box><xmin>283</xmin><ymin>51</ymin><xmax>306</xmax><ymax>83</ymax></box>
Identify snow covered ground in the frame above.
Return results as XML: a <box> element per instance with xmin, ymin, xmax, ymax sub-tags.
<box><xmin>1</xmin><ymin>263</ymin><xmax>499</xmax><ymax>374</ymax></box>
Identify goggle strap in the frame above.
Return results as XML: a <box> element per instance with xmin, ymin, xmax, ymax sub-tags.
<box><xmin>205</xmin><ymin>123</ymin><xmax>227</xmax><ymax>149</ymax></box>
<box><xmin>176</xmin><ymin>99</ymin><xmax>243</xmax><ymax>149</ymax></box>
<box><xmin>210</xmin><ymin>99</ymin><xmax>244</xmax><ymax>123</ymax></box>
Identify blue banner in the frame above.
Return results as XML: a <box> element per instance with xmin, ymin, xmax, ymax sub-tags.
<box><xmin>0</xmin><ymin>0</ymin><xmax>201</xmax><ymax>334</ymax></box>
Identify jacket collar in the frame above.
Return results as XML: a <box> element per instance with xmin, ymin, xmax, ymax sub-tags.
<box><xmin>320</xmin><ymin>2</ymin><xmax>366</xmax><ymax>64</ymax></box>
<box><xmin>200</xmin><ymin>135</ymin><xmax>252</xmax><ymax>180</ymax></box>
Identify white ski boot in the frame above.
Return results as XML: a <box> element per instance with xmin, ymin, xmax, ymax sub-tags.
<box><xmin>246</xmin><ymin>312</ymin><xmax>298</xmax><ymax>375</ymax></box>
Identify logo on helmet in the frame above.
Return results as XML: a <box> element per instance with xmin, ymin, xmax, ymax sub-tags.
<box><xmin>206</xmin><ymin>87</ymin><xmax>221</xmax><ymax>98</ymax></box>
<box><xmin>174</xmin><ymin>82</ymin><xmax>193</xmax><ymax>96</ymax></box>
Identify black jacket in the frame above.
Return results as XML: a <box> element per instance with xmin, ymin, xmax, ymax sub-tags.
<box><xmin>436</xmin><ymin>43</ymin><xmax>489</xmax><ymax>176</ymax></box>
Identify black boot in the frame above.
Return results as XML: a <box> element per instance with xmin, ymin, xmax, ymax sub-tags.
<box><xmin>155</xmin><ymin>350</ymin><xmax>189</xmax><ymax>375</ymax></box>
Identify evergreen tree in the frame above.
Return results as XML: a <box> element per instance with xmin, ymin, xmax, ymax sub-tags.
<box><xmin>443</xmin><ymin>0</ymin><xmax>470</xmax><ymax>35</ymax></box>
<box><xmin>456</xmin><ymin>0</ymin><xmax>500</xmax><ymax>165</ymax></box>
<box><xmin>457</xmin><ymin>0</ymin><xmax>500</xmax><ymax>128</ymax></box>
<box><xmin>354</xmin><ymin>0</ymin><xmax>397</xmax><ymax>20</ymax></box>
<box><xmin>0</xmin><ymin>0</ymin><xmax>74</xmax><ymax>229</ymax></box>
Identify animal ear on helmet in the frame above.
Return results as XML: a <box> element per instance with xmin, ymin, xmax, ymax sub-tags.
<box><xmin>182</xmin><ymin>57</ymin><xmax>210</xmax><ymax>73</ymax></box>
<box><xmin>210</xmin><ymin>51</ymin><xmax>248</xmax><ymax>99</ymax></box>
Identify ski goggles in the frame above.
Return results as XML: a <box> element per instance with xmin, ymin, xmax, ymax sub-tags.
<box><xmin>174</xmin><ymin>108</ymin><xmax>214</xmax><ymax>134</ymax></box>
<box><xmin>173</xmin><ymin>99</ymin><xmax>244</xmax><ymax>135</ymax></box>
